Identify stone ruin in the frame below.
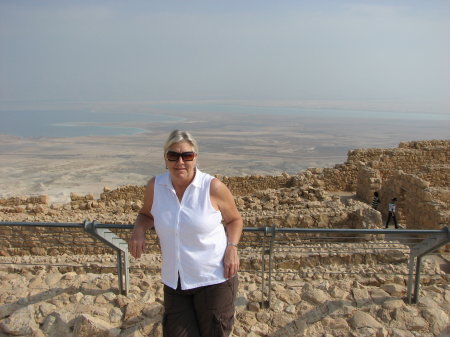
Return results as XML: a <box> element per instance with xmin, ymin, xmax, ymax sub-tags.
<box><xmin>0</xmin><ymin>139</ymin><xmax>448</xmax><ymax>256</ymax></box>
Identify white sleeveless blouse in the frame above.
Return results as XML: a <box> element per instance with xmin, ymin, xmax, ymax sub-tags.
<box><xmin>151</xmin><ymin>169</ymin><xmax>227</xmax><ymax>290</ymax></box>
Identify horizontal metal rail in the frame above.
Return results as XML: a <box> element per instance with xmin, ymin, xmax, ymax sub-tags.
<box><xmin>0</xmin><ymin>221</ymin><xmax>129</xmax><ymax>294</ymax></box>
<box><xmin>0</xmin><ymin>222</ymin><xmax>448</xmax><ymax>306</ymax></box>
<box><xmin>2</xmin><ymin>221</ymin><xmax>443</xmax><ymax>234</ymax></box>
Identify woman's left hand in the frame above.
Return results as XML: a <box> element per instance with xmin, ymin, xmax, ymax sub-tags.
<box><xmin>224</xmin><ymin>245</ymin><xmax>240</xmax><ymax>278</ymax></box>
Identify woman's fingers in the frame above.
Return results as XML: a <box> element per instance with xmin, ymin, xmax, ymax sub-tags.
<box><xmin>129</xmin><ymin>236</ymin><xmax>145</xmax><ymax>259</ymax></box>
<box><xmin>224</xmin><ymin>246</ymin><xmax>240</xmax><ymax>278</ymax></box>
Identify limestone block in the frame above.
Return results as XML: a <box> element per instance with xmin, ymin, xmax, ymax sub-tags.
<box><xmin>123</xmin><ymin>302</ymin><xmax>145</xmax><ymax>322</ymax></box>
<box><xmin>381</xmin><ymin>299</ymin><xmax>405</xmax><ymax>310</ymax></box>
<box><xmin>0</xmin><ymin>304</ymin><xmax>39</xmax><ymax>336</ymax></box>
<box><xmin>80</xmin><ymin>295</ymin><xmax>95</xmax><ymax>306</ymax></box>
<box><xmin>329</xmin><ymin>286</ymin><xmax>348</xmax><ymax>299</ymax></box>
<box><xmin>109</xmin><ymin>307</ymin><xmax>123</xmax><ymax>324</ymax></box>
<box><xmin>70</xmin><ymin>192</ymin><xmax>83</xmax><ymax>201</ymax></box>
<box><xmin>141</xmin><ymin>302</ymin><xmax>163</xmax><ymax>318</ymax></box>
<box><xmin>348</xmin><ymin>310</ymin><xmax>383</xmax><ymax>329</ymax></box>
<box><xmin>39</xmin><ymin>195</ymin><xmax>49</xmax><ymax>204</ymax></box>
<box><xmin>41</xmin><ymin>312</ymin><xmax>72</xmax><ymax>337</ymax></box>
<box><xmin>33</xmin><ymin>204</ymin><xmax>46</xmax><ymax>214</ymax></box>
<box><xmin>0</xmin><ymin>303</ymin><xmax>21</xmax><ymax>320</ymax></box>
<box><xmin>14</xmin><ymin>206</ymin><xmax>25</xmax><ymax>213</ymax></box>
<box><xmin>270</xmin><ymin>299</ymin><xmax>285</xmax><ymax>313</ymax></box>
<box><xmin>352</xmin><ymin>288</ymin><xmax>372</xmax><ymax>308</ymax></box>
<box><xmin>301</xmin><ymin>286</ymin><xmax>329</xmax><ymax>305</ymax></box>
<box><xmin>72</xmin><ymin>314</ymin><xmax>120</xmax><ymax>337</ymax></box>
<box><xmin>323</xmin><ymin>316</ymin><xmax>349</xmax><ymax>330</ymax></box>
<box><xmin>421</xmin><ymin>305</ymin><xmax>449</xmax><ymax>336</ymax></box>
<box><xmin>70</xmin><ymin>292</ymin><xmax>84</xmax><ymax>303</ymax></box>
<box><xmin>29</xmin><ymin>275</ymin><xmax>46</xmax><ymax>289</ymax></box>
<box><xmin>277</xmin><ymin>288</ymin><xmax>301</xmax><ymax>305</ymax></box>
<box><xmin>369</xmin><ymin>288</ymin><xmax>391</xmax><ymax>304</ymax></box>
<box><xmin>38</xmin><ymin>303</ymin><xmax>57</xmax><ymax>320</ymax></box>
<box><xmin>381</xmin><ymin>284</ymin><xmax>405</xmax><ymax>297</ymax></box>
<box><xmin>250</xmin><ymin>322</ymin><xmax>270</xmax><ymax>335</ymax></box>
<box><xmin>247</xmin><ymin>301</ymin><xmax>260</xmax><ymax>312</ymax></box>
<box><xmin>95</xmin><ymin>295</ymin><xmax>109</xmax><ymax>304</ymax></box>
<box><xmin>45</xmin><ymin>272</ymin><xmax>62</xmax><ymax>287</ymax></box>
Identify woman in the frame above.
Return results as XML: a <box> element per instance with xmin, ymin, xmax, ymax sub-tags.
<box><xmin>129</xmin><ymin>130</ymin><xmax>243</xmax><ymax>337</ymax></box>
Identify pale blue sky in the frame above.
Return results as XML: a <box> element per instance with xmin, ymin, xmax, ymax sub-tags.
<box><xmin>0</xmin><ymin>0</ymin><xmax>449</xmax><ymax>113</ymax></box>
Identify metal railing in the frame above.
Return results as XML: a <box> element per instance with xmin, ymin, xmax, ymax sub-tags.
<box><xmin>250</xmin><ymin>226</ymin><xmax>449</xmax><ymax>306</ymax></box>
<box><xmin>0</xmin><ymin>221</ymin><xmax>448</xmax><ymax>306</ymax></box>
<box><xmin>0</xmin><ymin>221</ymin><xmax>130</xmax><ymax>295</ymax></box>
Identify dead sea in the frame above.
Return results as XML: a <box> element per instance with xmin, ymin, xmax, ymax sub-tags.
<box><xmin>0</xmin><ymin>106</ymin><xmax>448</xmax><ymax>202</ymax></box>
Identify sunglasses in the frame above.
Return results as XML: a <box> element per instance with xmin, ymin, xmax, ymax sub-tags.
<box><xmin>166</xmin><ymin>151</ymin><xmax>196</xmax><ymax>162</ymax></box>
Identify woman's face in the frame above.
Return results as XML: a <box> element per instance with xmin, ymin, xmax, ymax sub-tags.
<box><xmin>165</xmin><ymin>141</ymin><xmax>197</xmax><ymax>182</ymax></box>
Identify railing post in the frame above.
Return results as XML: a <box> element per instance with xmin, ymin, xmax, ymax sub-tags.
<box><xmin>407</xmin><ymin>256</ymin><xmax>416</xmax><ymax>304</ymax></box>
<box><xmin>260</xmin><ymin>225</ymin><xmax>276</xmax><ymax>308</ymax></box>
<box><xmin>83</xmin><ymin>220</ymin><xmax>129</xmax><ymax>295</ymax></box>
<box><xmin>413</xmin><ymin>256</ymin><xmax>422</xmax><ymax>304</ymax></box>
<box><xmin>407</xmin><ymin>227</ymin><xmax>449</xmax><ymax>304</ymax></box>
<box><xmin>261</xmin><ymin>227</ymin><xmax>267</xmax><ymax>307</ymax></box>
<box><xmin>117</xmin><ymin>250</ymin><xmax>124</xmax><ymax>292</ymax></box>
<box><xmin>267</xmin><ymin>224</ymin><xmax>276</xmax><ymax>308</ymax></box>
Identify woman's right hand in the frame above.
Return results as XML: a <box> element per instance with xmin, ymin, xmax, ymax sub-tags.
<box><xmin>129</xmin><ymin>225</ymin><xmax>147</xmax><ymax>259</ymax></box>
<box><xmin>129</xmin><ymin>179</ymin><xmax>155</xmax><ymax>259</ymax></box>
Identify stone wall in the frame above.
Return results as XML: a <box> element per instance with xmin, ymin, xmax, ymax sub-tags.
<box><xmin>223</xmin><ymin>140</ymin><xmax>449</xmax><ymax>231</ymax></box>
<box><xmin>379</xmin><ymin>171</ymin><xmax>449</xmax><ymax>230</ymax></box>
<box><xmin>223</xmin><ymin>140</ymin><xmax>448</xmax><ymax>197</ymax></box>
<box><xmin>0</xmin><ymin>139</ymin><xmax>448</xmax><ymax>254</ymax></box>
<box><xmin>415</xmin><ymin>164</ymin><xmax>449</xmax><ymax>188</ymax></box>
<box><xmin>322</xmin><ymin>140</ymin><xmax>449</xmax><ymax>192</ymax></box>
<box><xmin>356</xmin><ymin>165</ymin><xmax>382</xmax><ymax>204</ymax></box>
<box><xmin>220</xmin><ymin>173</ymin><xmax>297</xmax><ymax>196</ymax></box>
<box><xmin>0</xmin><ymin>182</ymin><xmax>383</xmax><ymax>256</ymax></box>
<box><xmin>349</xmin><ymin>140</ymin><xmax>449</xmax><ymax>230</ymax></box>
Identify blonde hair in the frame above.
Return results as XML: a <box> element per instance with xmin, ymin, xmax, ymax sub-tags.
<box><xmin>163</xmin><ymin>130</ymin><xmax>199</xmax><ymax>153</ymax></box>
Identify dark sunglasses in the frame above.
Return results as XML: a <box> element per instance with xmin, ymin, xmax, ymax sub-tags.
<box><xmin>166</xmin><ymin>151</ymin><xmax>196</xmax><ymax>162</ymax></box>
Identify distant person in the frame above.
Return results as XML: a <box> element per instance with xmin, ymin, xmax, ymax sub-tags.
<box><xmin>385</xmin><ymin>197</ymin><xmax>399</xmax><ymax>229</ymax></box>
<box><xmin>128</xmin><ymin>130</ymin><xmax>243</xmax><ymax>337</ymax></box>
<box><xmin>371</xmin><ymin>191</ymin><xmax>380</xmax><ymax>210</ymax></box>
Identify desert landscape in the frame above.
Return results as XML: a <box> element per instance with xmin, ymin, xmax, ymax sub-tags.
<box><xmin>0</xmin><ymin>137</ymin><xmax>449</xmax><ymax>337</ymax></box>
<box><xmin>1</xmin><ymin>107</ymin><xmax>449</xmax><ymax>203</ymax></box>
<box><xmin>1</xmin><ymin>1</ymin><xmax>449</xmax><ymax>334</ymax></box>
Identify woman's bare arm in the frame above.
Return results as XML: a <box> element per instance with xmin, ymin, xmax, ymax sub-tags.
<box><xmin>129</xmin><ymin>178</ymin><xmax>155</xmax><ymax>259</ymax></box>
<box><xmin>210</xmin><ymin>178</ymin><xmax>243</xmax><ymax>278</ymax></box>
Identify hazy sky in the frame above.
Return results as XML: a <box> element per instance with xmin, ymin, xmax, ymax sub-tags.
<box><xmin>1</xmin><ymin>0</ymin><xmax>449</xmax><ymax>112</ymax></box>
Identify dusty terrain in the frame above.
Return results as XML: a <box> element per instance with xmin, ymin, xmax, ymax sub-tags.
<box><xmin>1</xmin><ymin>108</ymin><xmax>449</xmax><ymax>203</ymax></box>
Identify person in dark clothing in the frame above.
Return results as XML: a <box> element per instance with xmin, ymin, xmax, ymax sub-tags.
<box><xmin>385</xmin><ymin>197</ymin><xmax>399</xmax><ymax>229</ymax></box>
<box><xmin>371</xmin><ymin>191</ymin><xmax>380</xmax><ymax>210</ymax></box>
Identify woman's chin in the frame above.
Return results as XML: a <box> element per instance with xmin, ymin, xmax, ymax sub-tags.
<box><xmin>172</xmin><ymin>169</ymin><xmax>189</xmax><ymax>178</ymax></box>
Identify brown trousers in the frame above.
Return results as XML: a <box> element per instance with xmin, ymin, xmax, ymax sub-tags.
<box><xmin>163</xmin><ymin>276</ymin><xmax>238</xmax><ymax>337</ymax></box>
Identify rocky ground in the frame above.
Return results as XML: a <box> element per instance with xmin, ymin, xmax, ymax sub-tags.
<box><xmin>1</xmin><ymin>180</ymin><xmax>449</xmax><ymax>336</ymax></box>
<box><xmin>0</xmin><ymin>252</ymin><xmax>449</xmax><ymax>337</ymax></box>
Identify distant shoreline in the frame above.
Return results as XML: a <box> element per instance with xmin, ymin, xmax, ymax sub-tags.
<box><xmin>1</xmin><ymin>101</ymin><xmax>449</xmax><ymax>138</ymax></box>
<box><xmin>0</xmin><ymin>105</ymin><xmax>448</xmax><ymax>203</ymax></box>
